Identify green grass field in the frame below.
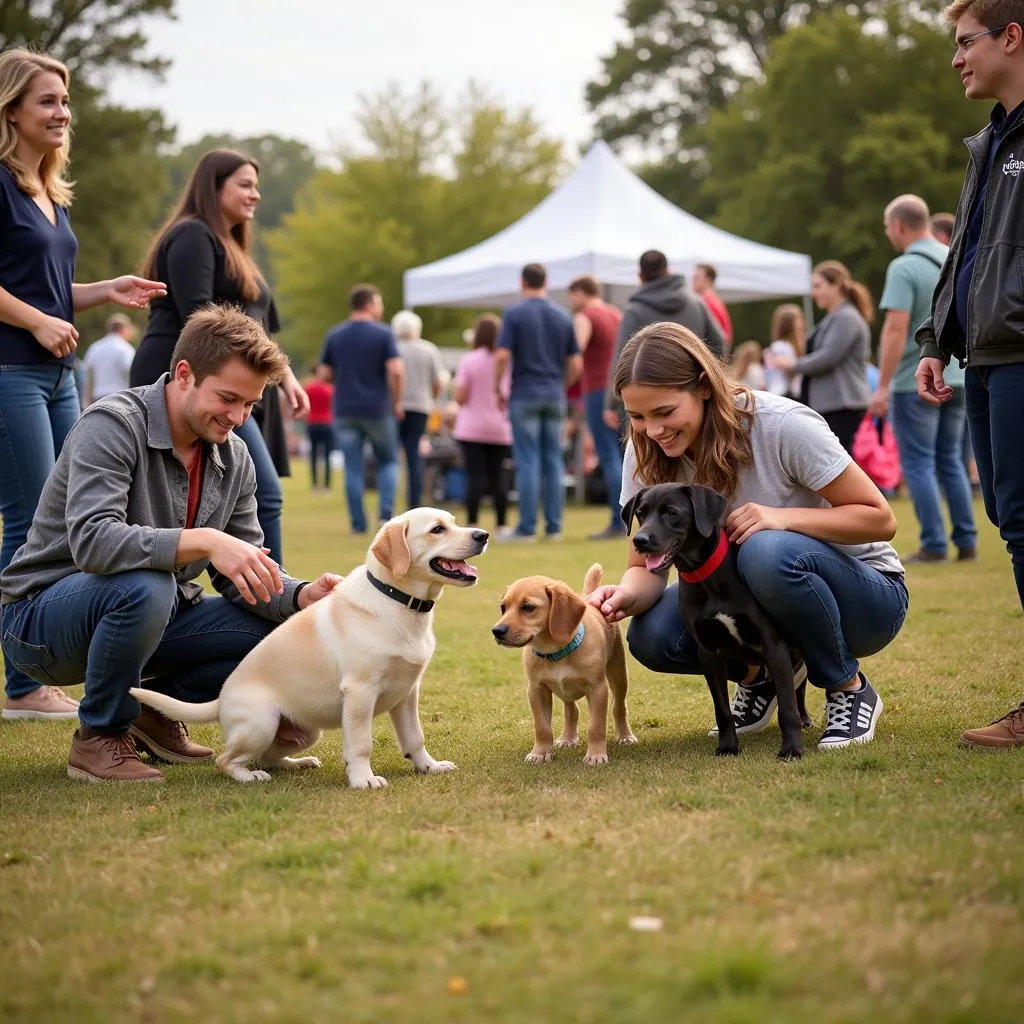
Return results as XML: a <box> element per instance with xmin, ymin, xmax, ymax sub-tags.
<box><xmin>2</xmin><ymin>474</ymin><xmax>1023</xmax><ymax>1024</ymax></box>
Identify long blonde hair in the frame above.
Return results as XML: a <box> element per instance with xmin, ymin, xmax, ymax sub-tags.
<box><xmin>769</xmin><ymin>303</ymin><xmax>806</xmax><ymax>355</ymax></box>
<box><xmin>0</xmin><ymin>49</ymin><xmax>73</xmax><ymax>206</ymax></box>
<box><xmin>613</xmin><ymin>323</ymin><xmax>754</xmax><ymax>501</ymax></box>
<box><xmin>141</xmin><ymin>149</ymin><xmax>264</xmax><ymax>303</ymax></box>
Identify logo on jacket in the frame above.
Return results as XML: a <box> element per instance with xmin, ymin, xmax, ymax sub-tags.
<box><xmin>1004</xmin><ymin>153</ymin><xmax>1024</xmax><ymax>177</ymax></box>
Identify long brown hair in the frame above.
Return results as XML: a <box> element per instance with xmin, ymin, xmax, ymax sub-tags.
<box><xmin>769</xmin><ymin>303</ymin><xmax>806</xmax><ymax>355</ymax></box>
<box><xmin>0</xmin><ymin>49</ymin><xmax>73</xmax><ymax>206</ymax></box>
<box><xmin>472</xmin><ymin>314</ymin><xmax>501</xmax><ymax>351</ymax></box>
<box><xmin>142</xmin><ymin>149</ymin><xmax>263</xmax><ymax>302</ymax></box>
<box><xmin>613</xmin><ymin>323</ymin><xmax>754</xmax><ymax>501</ymax></box>
<box><xmin>814</xmin><ymin>260</ymin><xmax>875</xmax><ymax>324</ymax></box>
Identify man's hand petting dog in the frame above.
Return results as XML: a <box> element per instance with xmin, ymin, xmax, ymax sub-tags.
<box><xmin>298</xmin><ymin>572</ymin><xmax>345</xmax><ymax>609</ymax></box>
<box><xmin>726</xmin><ymin>503</ymin><xmax>789</xmax><ymax>546</ymax></box>
<box><xmin>205</xmin><ymin>532</ymin><xmax>284</xmax><ymax>605</ymax></box>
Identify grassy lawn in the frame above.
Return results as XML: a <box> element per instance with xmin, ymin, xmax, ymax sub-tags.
<box><xmin>2</xmin><ymin>473</ymin><xmax>1023</xmax><ymax>1024</ymax></box>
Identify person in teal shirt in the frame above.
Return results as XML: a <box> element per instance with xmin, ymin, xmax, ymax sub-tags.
<box><xmin>870</xmin><ymin>194</ymin><xmax>977</xmax><ymax>563</ymax></box>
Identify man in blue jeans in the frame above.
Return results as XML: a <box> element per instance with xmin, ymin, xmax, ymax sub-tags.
<box><xmin>494</xmin><ymin>264</ymin><xmax>582</xmax><ymax>541</ymax></box>
<box><xmin>0</xmin><ymin>306</ymin><xmax>343</xmax><ymax>781</ymax></box>
<box><xmin>318</xmin><ymin>284</ymin><xmax>404</xmax><ymax>534</ymax></box>
<box><xmin>870</xmin><ymin>193</ymin><xmax>977</xmax><ymax>563</ymax></box>
<box><xmin>917</xmin><ymin>0</ymin><xmax>1024</xmax><ymax>747</ymax></box>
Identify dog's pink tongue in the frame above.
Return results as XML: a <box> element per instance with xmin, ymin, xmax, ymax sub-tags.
<box><xmin>645</xmin><ymin>553</ymin><xmax>670</xmax><ymax>572</ymax></box>
<box><xmin>441</xmin><ymin>559</ymin><xmax>478</xmax><ymax>579</ymax></box>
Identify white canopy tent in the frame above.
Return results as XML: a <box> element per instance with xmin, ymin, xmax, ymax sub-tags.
<box><xmin>403</xmin><ymin>140</ymin><xmax>811</xmax><ymax>310</ymax></box>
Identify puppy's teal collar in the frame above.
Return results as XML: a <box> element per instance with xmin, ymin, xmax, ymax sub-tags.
<box><xmin>533</xmin><ymin>624</ymin><xmax>585</xmax><ymax>662</ymax></box>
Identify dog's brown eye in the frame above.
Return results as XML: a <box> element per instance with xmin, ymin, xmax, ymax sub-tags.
<box><xmin>522</xmin><ymin>603</ymin><xmax>536</xmax><ymax>613</ymax></box>
<box><xmin>430</xmin><ymin>524</ymin><xmax>446</xmax><ymax>534</ymax></box>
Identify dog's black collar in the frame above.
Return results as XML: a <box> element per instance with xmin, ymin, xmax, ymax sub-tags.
<box><xmin>365</xmin><ymin>569</ymin><xmax>434</xmax><ymax>613</ymax></box>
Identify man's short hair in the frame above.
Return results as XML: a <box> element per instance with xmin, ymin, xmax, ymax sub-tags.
<box><xmin>350</xmin><ymin>284</ymin><xmax>380</xmax><ymax>311</ymax></box>
<box><xmin>391</xmin><ymin>309</ymin><xmax>423</xmax><ymax>339</ymax></box>
<box><xmin>170</xmin><ymin>304</ymin><xmax>290</xmax><ymax>385</ymax></box>
<box><xmin>568</xmin><ymin>274</ymin><xmax>600</xmax><ymax>297</ymax></box>
<box><xmin>885</xmin><ymin>194</ymin><xmax>930</xmax><ymax>230</ymax></box>
<box><xmin>695</xmin><ymin>262</ymin><xmax>718</xmax><ymax>284</ymax></box>
<box><xmin>521</xmin><ymin>263</ymin><xmax>547</xmax><ymax>289</ymax></box>
<box><xmin>945</xmin><ymin>0</ymin><xmax>1024</xmax><ymax>26</ymax></box>
<box><xmin>931</xmin><ymin>212</ymin><xmax>956</xmax><ymax>238</ymax></box>
<box><xmin>105</xmin><ymin>313</ymin><xmax>132</xmax><ymax>335</ymax></box>
<box><xmin>638</xmin><ymin>250</ymin><xmax>668</xmax><ymax>282</ymax></box>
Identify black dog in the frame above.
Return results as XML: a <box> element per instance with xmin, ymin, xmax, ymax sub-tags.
<box><xmin>622</xmin><ymin>482</ymin><xmax>809</xmax><ymax>759</ymax></box>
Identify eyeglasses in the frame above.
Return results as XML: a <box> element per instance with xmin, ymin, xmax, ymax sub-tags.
<box><xmin>954</xmin><ymin>25</ymin><xmax>1009</xmax><ymax>56</ymax></box>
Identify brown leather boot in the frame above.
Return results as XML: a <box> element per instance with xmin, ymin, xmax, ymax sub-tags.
<box><xmin>67</xmin><ymin>729</ymin><xmax>164</xmax><ymax>782</ymax></box>
<box><xmin>960</xmin><ymin>700</ymin><xmax>1024</xmax><ymax>749</ymax></box>
<box><xmin>129</xmin><ymin>707</ymin><xmax>213</xmax><ymax>763</ymax></box>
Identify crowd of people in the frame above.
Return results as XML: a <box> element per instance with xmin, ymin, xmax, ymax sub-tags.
<box><xmin>2</xmin><ymin>0</ymin><xmax>1024</xmax><ymax>783</ymax></box>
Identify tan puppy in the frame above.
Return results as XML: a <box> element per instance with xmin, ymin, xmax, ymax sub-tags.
<box><xmin>130</xmin><ymin>508</ymin><xmax>487</xmax><ymax>789</ymax></box>
<box><xmin>492</xmin><ymin>565</ymin><xmax>637</xmax><ymax>765</ymax></box>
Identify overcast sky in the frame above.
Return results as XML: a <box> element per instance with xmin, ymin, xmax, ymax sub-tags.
<box><xmin>107</xmin><ymin>0</ymin><xmax>627</xmax><ymax>158</ymax></box>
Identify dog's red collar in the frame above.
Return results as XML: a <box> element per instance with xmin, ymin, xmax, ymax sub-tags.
<box><xmin>679</xmin><ymin>529</ymin><xmax>730</xmax><ymax>583</ymax></box>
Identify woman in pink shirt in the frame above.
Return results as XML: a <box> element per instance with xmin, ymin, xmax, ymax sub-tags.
<box><xmin>453</xmin><ymin>314</ymin><xmax>512</xmax><ymax>529</ymax></box>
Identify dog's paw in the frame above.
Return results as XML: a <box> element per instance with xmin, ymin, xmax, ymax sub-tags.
<box><xmin>777</xmin><ymin>746</ymin><xmax>803</xmax><ymax>761</ymax></box>
<box><xmin>714</xmin><ymin>744</ymin><xmax>740</xmax><ymax>758</ymax></box>
<box><xmin>800</xmin><ymin>714</ymin><xmax>814</xmax><ymax>729</ymax></box>
<box><xmin>292</xmin><ymin>756</ymin><xmax>322</xmax><ymax>769</ymax></box>
<box><xmin>583</xmin><ymin>751</ymin><xmax>610</xmax><ymax>766</ymax></box>
<box><xmin>242</xmin><ymin>769</ymin><xmax>272</xmax><ymax>783</ymax></box>
<box><xmin>525</xmin><ymin>750</ymin><xmax>554</xmax><ymax>764</ymax></box>
<box><xmin>618</xmin><ymin>733</ymin><xmax>639</xmax><ymax>745</ymax></box>
<box><xmin>553</xmin><ymin>736</ymin><xmax>579</xmax><ymax>749</ymax></box>
<box><xmin>350</xmin><ymin>775</ymin><xmax>389</xmax><ymax>790</ymax></box>
<box><xmin>422</xmin><ymin>760</ymin><xmax>457</xmax><ymax>774</ymax></box>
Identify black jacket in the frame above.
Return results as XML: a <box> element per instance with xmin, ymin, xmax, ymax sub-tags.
<box><xmin>605</xmin><ymin>274</ymin><xmax>725</xmax><ymax>410</ymax></box>
<box><xmin>917</xmin><ymin>105</ymin><xmax>1024</xmax><ymax>368</ymax></box>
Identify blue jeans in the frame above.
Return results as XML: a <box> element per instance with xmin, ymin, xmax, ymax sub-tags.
<box><xmin>626</xmin><ymin>531</ymin><xmax>909</xmax><ymax>690</ymax></box>
<box><xmin>233</xmin><ymin>415</ymin><xmax>284</xmax><ymax>567</ymax></box>
<box><xmin>398</xmin><ymin>411</ymin><xmax>429</xmax><ymax>509</ymax></box>
<box><xmin>965</xmin><ymin>365</ymin><xmax>1024</xmax><ymax>608</ymax></box>
<box><xmin>0</xmin><ymin>363</ymin><xmax>80</xmax><ymax>698</ymax></box>
<box><xmin>889</xmin><ymin>389</ymin><xmax>976</xmax><ymax>555</ymax></box>
<box><xmin>509</xmin><ymin>397</ymin><xmax>565</xmax><ymax>537</ymax></box>
<box><xmin>584</xmin><ymin>389</ymin><xmax>624</xmax><ymax>527</ymax></box>
<box><xmin>307</xmin><ymin>423</ymin><xmax>336</xmax><ymax>489</ymax></box>
<box><xmin>336</xmin><ymin>415</ymin><xmax>398</xmax><ymax>532</ymax></box>
<box><xmin>0</xmin><ymin>570</ymin><xmax>277</xmax><ymax>732</ymax></box>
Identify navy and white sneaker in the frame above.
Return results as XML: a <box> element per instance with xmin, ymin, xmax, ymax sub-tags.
<box><xmin>818</xmin><ymin>674</ymin><xmax>883</xmax><ymax>750</ymax></box>
<box><xmin>708</xmin><ymin>660</ymin><xmax>808</xmax><ymax>736</ymax></box>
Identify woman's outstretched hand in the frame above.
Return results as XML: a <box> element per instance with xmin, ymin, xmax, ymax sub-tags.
<box><xmin>587</xmin><ymin>584</ymin><xmax>638</xmax><ymax>624</ymax></box>
<box><xmin>107</xmin><ymin>276</ymin><xmax>167</xmax><ymax>309</ymax></box>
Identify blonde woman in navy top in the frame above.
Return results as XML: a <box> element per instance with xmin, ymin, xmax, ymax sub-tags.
<box><xmin>0</xmin><ymin>49</ymin><xmax>165</xmax><ymax>721</ymax></box>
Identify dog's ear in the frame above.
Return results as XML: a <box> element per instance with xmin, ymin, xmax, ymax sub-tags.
<box><xmin>620</xmin><ymin>489</ymin><xmax>645</xmax><ymax>536</ymax></box>
<box><xmin>371</xmin><ymin>520</ymin><xmax>412</xmax><ymax>577</ymax></box>
<box><xmin>545</xmin><ymin>584</ymin><xmax>586</xmax><ymax>647</ymax></box>
<box><xmin>686</xmin><ymin>485</ymin><xmax>728</xmax><ymax>539</ymax></box>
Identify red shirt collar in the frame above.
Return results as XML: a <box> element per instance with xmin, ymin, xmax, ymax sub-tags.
<box><xmin>680</xmin><ymin>529</ymin><xmax>729</xmax><ymax>584</ymax></box>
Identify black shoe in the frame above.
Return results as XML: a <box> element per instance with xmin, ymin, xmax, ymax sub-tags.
<box><xmin>818</xmin><ymin>674</ymin><xmax>883</xmax><ymax>750</ymax></box>
<box><xmin>708</xmin><ymin>660</ymin><xmax>808</xmax><ymax>737</ymax></box>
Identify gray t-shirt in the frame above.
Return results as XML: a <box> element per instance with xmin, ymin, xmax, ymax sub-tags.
<box><xmin>398</xmin><ymin>338</ymin><xmax>444</xmax><ymax>415</ymax></box>
<box><xmin>619</xmin><ymin>390</ymin><xmax>903</xmax><ymax>575</ymax></box>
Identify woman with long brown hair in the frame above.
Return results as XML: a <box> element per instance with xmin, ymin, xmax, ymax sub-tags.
<box><xmin>586</xmin><ymin>322</ymin><xmax>908</xmax><ymax>751</ymax></box>
<box><xmin>132</xmin><ymin>149</ymin><xmax>309</xmax><ymax>566</ymax></box>
<box><xmin>0</xmin><ymin>49</ymin><xmax>165</xmax><ymax>721</ymax></box>
<box><xmin>772</xmin><ymin>261</ymin><xmax>872</xmax><ymax>451</ymax></box>
<box><xmin>764</xmin><ymin>303</ymin><xmax>806</xmax><ymax>397</ymax></box>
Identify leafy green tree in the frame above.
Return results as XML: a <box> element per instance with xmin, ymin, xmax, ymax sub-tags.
<box><xmin>700</xmin><ymin>8</ymin><xmax>977</xmax><ymax>332</ymax></box>
<box><xmin>1</xmin><ymin>1</ymin><xmax>176</xmax><ymax>342</ymax></box>
<box><xmin>268</xmin><ymin>83</ymin><xmax>563</xmax><ymax>365</ymax></box>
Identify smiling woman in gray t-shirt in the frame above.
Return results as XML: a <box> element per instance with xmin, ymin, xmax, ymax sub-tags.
<box><xmin>588</xmin><ymin>322</ymin><xmax>908</xmax><ymax>753</ymax></box>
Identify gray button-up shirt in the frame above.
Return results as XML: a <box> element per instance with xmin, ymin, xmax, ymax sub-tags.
<box><xmin>1</xmin><ymin>374</ymin><xmax>303</xmax><ymax>620</ymax></box>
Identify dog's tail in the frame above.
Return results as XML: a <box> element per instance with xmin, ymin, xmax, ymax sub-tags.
<box><xmin>129</xmin><ymin>687</ymin><xmax>220</xmax><ymax>724</ymax></box>
<box><xmin>583</xmin><ymin>563</ymin><xmax>604</xmax><ymax>599</ymax></box>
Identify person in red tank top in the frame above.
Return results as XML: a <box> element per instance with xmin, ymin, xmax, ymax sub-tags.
<box><xmin>569</xmin><ymin>275</ymin><xmax>626</xmax><ymax>540</ymax></box>
<box><xmin>303</xmin><ymin>369</ymin><xmax>336</xmax><ymax>490</ymax></box>
<box><xmin>693</xmin><ymin>263</ymin><xmax>734</xmax><ymax>353</ymax></box>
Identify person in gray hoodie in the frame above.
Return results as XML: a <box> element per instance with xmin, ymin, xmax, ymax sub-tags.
<box><xmin>604</xmin><ymin>251</ymin><xmax>725</xmax><ymax>424</ymax></box>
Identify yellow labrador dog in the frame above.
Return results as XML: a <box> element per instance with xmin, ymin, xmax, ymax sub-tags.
<box><xmin>131</xmin><ymin>509</ymin><xmax>487</xmax><ymax>789</ymax></box>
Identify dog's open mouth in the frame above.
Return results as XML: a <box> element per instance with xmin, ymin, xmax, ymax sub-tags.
<box><xmin>644</xmin><ymin>552</ymin><xmax>675</xmax><ymax>575</ymax></box>
<box><xmin>430</xmin><ymin>557</ymin><xmax>479</xmax><ymax>583</ymax></box>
